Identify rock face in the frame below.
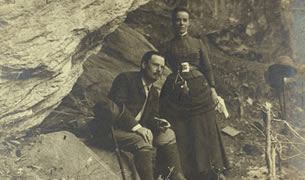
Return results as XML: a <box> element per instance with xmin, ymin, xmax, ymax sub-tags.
<box><xmin>1</xmin><ymin>131</ymin><xmax>121</xmax><ymax>179</ymax></box>
<box><xmin>127</xmin><ymin>0</ymin><xmax>295</xmax><ymax>62</ymax></box>
<box><xmin>0</xmin><ymin>0</ymin><xmax>149</xmax><ymax>139</ymax></box>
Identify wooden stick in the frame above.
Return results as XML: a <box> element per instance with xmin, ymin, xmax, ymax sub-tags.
<box><xmin>272</xmin><ymin>143</ymin><xmax>276</xmax><ymax>177</ymax></box>
<box><xmin>282</xmin><ymin>78</ymin><xmax>287</xmax><ymax>119</ymax></box>
<box><xmin>273</xmin><ymin>119</ymin><xmax>305</xmax><ymax>142</ymax></box>
<box><xmin>251</xmin><ymin>123</ymin><xmax>265</xmax><ymax>137</ymax></box>
<box><xmin>263</xmin><ymin>102</ymin><xmax>276</xmax><ymax>179</ymax></box>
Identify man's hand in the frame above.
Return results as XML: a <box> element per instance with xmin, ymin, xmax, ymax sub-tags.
<box><xmin>135</xmin><ymin>127</ymin><xmax>153</xmax><ymax>144</ymax></box>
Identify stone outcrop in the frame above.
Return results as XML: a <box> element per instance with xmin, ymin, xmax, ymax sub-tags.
<box><xmin>0</xmin><ymin>0</ymin><xmax>149</xmax><ymax>139</ymax></box>
<box><xmin>2</xmin><ymin>131</ymin><xmax>122</xmax><ymax>179</ymax></box>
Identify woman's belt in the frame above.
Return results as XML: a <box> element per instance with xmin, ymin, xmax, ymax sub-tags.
<box><xmin>189</xmin><ymin>65</ymin><xmax>199</xmax><ymax>70</ymax></box>
<box><xmin>182</xmin><ymin>70</ymin><xmax>203</xmax><ymax>79</ymax></box>
<box><xmin>179</xmin><ymin>62</ymin><xmax>199</xmax><ymax>72</ymax></box>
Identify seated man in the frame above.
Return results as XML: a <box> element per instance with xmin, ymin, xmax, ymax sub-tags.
<box><xmin>107</xmin><ymin>51</ymin><xmax>185</xmax><ymax>180</ymax></box>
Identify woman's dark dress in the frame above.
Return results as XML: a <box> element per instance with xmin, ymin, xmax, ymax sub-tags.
<box><xmin>159</xmin><ymin>34</ymin><xmax>229</xmax><ymax>178</ymax></box>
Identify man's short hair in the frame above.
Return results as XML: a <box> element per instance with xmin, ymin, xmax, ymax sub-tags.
<box><xmin>171</xmin><ymin>7</ymin><xmax>191</xmax><ymax>22</ymax></box>
<box><xmin>141</xmin><ymin>51</ymin><xmax>163</xmax><ymax>66</ymax></box>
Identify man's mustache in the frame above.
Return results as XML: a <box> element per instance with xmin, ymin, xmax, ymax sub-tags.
<box><xmin>153</xmin><ymin>72</ymin><xmax>163</xmax><ymax>79</ymax></box>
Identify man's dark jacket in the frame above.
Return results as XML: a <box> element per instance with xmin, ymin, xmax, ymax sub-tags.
<box><xmin>108</xmin><ymin>71</ymin><xmax>159</xmax><ymax>132</ymax></box>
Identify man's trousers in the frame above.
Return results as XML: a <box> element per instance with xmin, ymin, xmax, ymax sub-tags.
<box><xmin>113</xmin><ymin>128</ymin><xmax>184</xmax><ymax>180</ymax></box>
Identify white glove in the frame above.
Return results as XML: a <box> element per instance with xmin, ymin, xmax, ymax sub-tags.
<box><xmin>216</xmin><ymin>96</ymin><xmax>229</xmax><ymax>118</ymax></box>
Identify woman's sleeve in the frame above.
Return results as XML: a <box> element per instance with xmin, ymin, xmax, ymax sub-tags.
<box><xmin>199</xmin><ymin>39</ymin><xmax>216</xmax><ymax>88</ymax></box>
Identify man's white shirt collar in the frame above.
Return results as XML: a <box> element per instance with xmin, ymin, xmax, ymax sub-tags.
<box><xmin>180</xmin><ymin>32</ymin><xmax>188</xmax><ymax>37</ymax></box>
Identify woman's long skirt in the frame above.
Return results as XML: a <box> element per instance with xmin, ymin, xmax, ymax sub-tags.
<box><xmin>160</xmin><ymin>71</ymin><xmax>229</xmax><ymax>178</ymax></box>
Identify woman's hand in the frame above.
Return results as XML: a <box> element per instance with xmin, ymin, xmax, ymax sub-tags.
<box><xmin>212</xmin><ymin>89</ymin><xmax>230</xmax><ymax>118</ymax></box>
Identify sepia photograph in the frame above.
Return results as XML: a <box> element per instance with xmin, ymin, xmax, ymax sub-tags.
<box><xmin>1</xmin><ymin>0</ymin><xmax>305</xmax><ymax>179</ymax></box>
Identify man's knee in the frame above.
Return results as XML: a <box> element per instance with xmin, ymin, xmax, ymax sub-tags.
<box><xmin>132</xmin><ymin>134</ymin><xmax>153</xmax><ymax>151</ymax></box>
<box><xmin>154</xmin><ymin>128</ymin><xmax>176</xmax><ymax>146</ymax></box>
<box><xmin>114</xmin><ymin>129</ymin><xmax>153</xmax><ymax>152</ymax></box>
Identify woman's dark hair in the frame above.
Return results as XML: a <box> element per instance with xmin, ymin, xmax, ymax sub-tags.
<box><xmin>141</xmin><ymin>50</ymin><xmax>163</xmax><ymax>65</ymax></box>
<box><xmin>171</xmin><ymin>7</ymin><xmax>191</xmax><ymax>22</ymax></box>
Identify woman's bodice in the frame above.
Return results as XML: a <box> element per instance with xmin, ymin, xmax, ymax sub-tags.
<box><xmin>164</xmin><ymin>35</ymin><xmax>202</xmax><ymax>72</ymax></box>
<box><xmin>161</xmin><ymin>34</ymin><xmax>215</xmax><ymax>88</ymax></box>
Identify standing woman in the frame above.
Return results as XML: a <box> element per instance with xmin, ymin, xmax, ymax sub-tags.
<box><xmin>159</xmin><ymin>7</ymin><xmax>229</xmax><ymax>180</ymax></box>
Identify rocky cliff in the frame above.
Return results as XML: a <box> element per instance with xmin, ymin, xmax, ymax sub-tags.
<box><xmin>0</xmin><ymin>0</ymin><xmax>149</xmax><ymax>139</ymax></box>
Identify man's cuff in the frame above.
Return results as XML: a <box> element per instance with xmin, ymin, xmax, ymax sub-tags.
<box><xmin>131</xmin><ymin>124</ymin><xmax>142</xmax><ymax>132</ymax></box>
